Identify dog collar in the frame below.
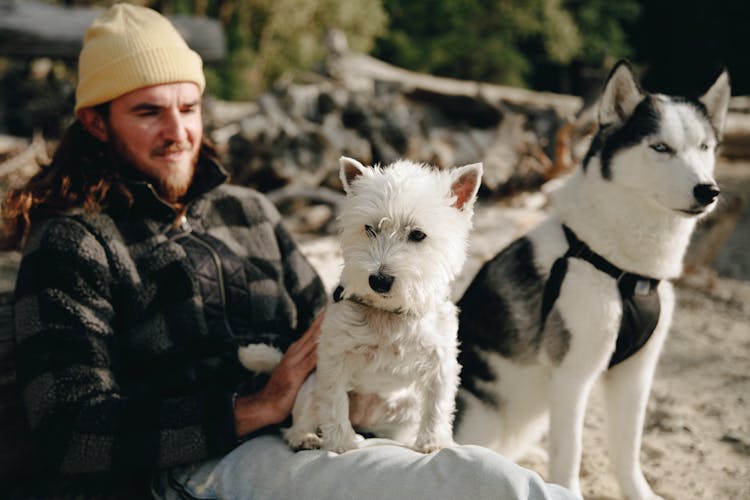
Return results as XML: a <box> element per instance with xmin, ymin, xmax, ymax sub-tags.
<box><xmin>541</xmin><ymin>225</ymin><xmax>661</xmax><ymax>368</ymax></box>
<box><xmin>332</xmin><ymin>284</ymin><xmax>404</xmax><ymax>315</ymax></box>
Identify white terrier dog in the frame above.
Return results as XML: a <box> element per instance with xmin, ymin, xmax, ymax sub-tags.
<box><xmin>241</xmin><ymin>157</ymin><xmax>482</xmax><ymax>453</ymax></box>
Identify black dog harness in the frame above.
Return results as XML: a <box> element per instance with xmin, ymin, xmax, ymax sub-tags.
<box><xmin>541</xmin><ymin>225</ymin><xmax>661</xmax><ymax>368</ymax></box>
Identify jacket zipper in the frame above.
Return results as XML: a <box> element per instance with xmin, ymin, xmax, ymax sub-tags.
<box><xmin>177</xmin><ymin>215</ymin><xmax>236</xmax><ymax>338</ymax></box>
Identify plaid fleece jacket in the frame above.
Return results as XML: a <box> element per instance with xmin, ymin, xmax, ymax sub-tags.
<box><xmin>12</xmin><ymin>159</ymin><xmax>326</xmax><ymax>490</ymax></box>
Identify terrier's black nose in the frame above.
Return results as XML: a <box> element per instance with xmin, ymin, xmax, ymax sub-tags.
<box><xmin>693</xmin><ymin>183</ymin><xmax>720</xmax><ymax>206</ymax></box>
<box><xmin>369</xmin><ymin>273</ymin><xmax>394</xmax><ymax>294</ymax></box>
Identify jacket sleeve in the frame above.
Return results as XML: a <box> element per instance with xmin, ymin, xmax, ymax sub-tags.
<box><xmin>12</xmin><ymin>217</ymin><xmax>238</xmax><ymax>479</ymax></box>
<box><xmin>262</xmin><ymin>197</ymin><xmax>328</xmax><ymax>337</ymax></box>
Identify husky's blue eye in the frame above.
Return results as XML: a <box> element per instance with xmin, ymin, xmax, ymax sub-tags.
<box><xmin>365</xmin><ymin>225</ymin><xmax>376</xmax><ymax>238</ymax></box>
<box><xmin>408</xmin><ymin>230</ymin><xmax>426</xmax><ymax>242</ymax></box>
<box><xmin>650</xmin><ymin>143</ymin><xmax>673</xmax><ymax>154</ymax></box>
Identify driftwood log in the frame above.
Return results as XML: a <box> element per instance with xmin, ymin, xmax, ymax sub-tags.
<box><xmin>0</xmin><ymin>0</ymin><xmax>225</xmax><ymax>62</ymax></box>
<box><xmin>324</xmin><ymin>29</ymin><xmax>582</xmax><ymax>119</ymax></box>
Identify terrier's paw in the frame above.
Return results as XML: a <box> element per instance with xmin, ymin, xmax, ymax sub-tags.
<box><xmin>289</xmin><ymin>433</ymin><xmax>322</xmax><ymax>451</ymax></box>
<box><xmin>414</xmin><ymin>437</ymin><xmax>454</xmax><ymax>454</ymax></box>
<box><xmin>322</xmin><ymin>431</ymin><xmax>360</xmax><ymax>453</ymax></box>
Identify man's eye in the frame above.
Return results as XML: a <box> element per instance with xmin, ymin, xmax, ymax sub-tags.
<box><xmin>408</xmin><ymin>230</ymin><xmax>426</xmax><ymax>242</ymax></box>
<box><xmin>365</xmin><ymin>225</ymin><xmax>376</xmax><ymax>238</ymax></box>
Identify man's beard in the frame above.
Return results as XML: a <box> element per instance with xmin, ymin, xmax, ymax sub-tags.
<box><xmin>108</xmin><ymin>133</ymin><xmax>198</xmax><ymax>205</ymax></box>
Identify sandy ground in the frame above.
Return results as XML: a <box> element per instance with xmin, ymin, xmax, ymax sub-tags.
<box><xmin>299</xmin><ymin>161</ymin><xmax>750</xmax><ymax>500</ymax></box>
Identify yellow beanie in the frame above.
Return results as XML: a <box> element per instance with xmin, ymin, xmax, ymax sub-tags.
<box><xmin>75</xmin><ymin>3</ymin><xmax>206</xmax><ymax>113</ymax></box>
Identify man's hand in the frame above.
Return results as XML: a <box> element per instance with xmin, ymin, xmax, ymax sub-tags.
<box><xmin>234</xmin><ymin>312</ymin><xmax>323</xmax><ymax>438</ymax></box>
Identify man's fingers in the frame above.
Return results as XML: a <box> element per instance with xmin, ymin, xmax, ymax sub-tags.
<box><xmin>287</xmin><ymin>312</ymin><xmax>324</xmax><ymax>355</ymax></box>
<box><xmin>301</xmin><ymin>312</ymin><xmax>324</xmax><ymax>341</ymax></box>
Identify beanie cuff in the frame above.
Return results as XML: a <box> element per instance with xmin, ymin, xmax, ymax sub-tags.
<box><xmin>75</xmin><ymin>45</ymin><xmax>205</xmax><ymax>113</ymax></box>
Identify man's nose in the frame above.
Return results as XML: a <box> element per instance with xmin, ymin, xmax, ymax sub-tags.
<box><xmin>162</xmin><ymin>109</ymin><xmax>188</xmax><ymax>143</ymax></box>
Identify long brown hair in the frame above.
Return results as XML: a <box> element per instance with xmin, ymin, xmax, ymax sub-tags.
<box><xmin>1</xmin><ymin>109</ymin><xmax>218</xmax><ymax>249</ymax></box>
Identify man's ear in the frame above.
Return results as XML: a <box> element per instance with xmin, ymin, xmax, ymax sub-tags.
<box><xmin>78</xmin><ymin>108</ymin><xmax>109</xmax><ymax>142</ymax></box>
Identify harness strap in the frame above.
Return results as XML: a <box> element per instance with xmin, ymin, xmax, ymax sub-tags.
<box><xmin>540</xmin><ymin>225</ymin><xmax>661</xmax><ymax>368</ymax></box>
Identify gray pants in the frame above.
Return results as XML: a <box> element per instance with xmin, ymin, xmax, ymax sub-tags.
<box><xmin>153</xmin><ymin>435</ymin><xmax>579</xmax><ymax>500</ymax></box>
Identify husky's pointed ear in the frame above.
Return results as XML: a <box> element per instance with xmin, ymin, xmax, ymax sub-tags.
<box><xmin>699</xmin><ymin>70</ymin><xmax>731</xmax><ymax>140</ymax></box>
<box><xmin>598</xmin><ymin>61</ymin><xmax>643</xmax><ymax>126</ymax></box>
<box><xmin>339</xmin><ymin>156</ymin><xmax>368</xmax><ymax>193</ymax></box>
<box><xmin>450</xmin><ymin>163</ymin><xmax>483</xmax><ymax>211</ymax></box>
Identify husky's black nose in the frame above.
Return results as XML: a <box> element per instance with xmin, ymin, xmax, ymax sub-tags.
<box><xmin>693</xmin><ymin>183</ymin><xmax>720</xmax><ymax>206</ymax></box>
<box><xmin>369</xmin><ymin>273</ymin><xmax>394</xmax><ymax>293</ymax></box>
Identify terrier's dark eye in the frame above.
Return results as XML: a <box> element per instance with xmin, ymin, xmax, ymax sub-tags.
<box><xmin>699</xmin><ymin>142</ymin><xmax>709</xmax><ymax>151</ymax></box>
<box><xmin>365</xmin><ymin>225</ymin><xmax>376</xmax><ymax>238</ymax></box>
<box><xmin>649</xmin><ymin>142</ymin><xmax>673</xmax><ymax>154</ymax></box>
<box><xmin>408</xmin><ymin>230</ymin><xmax>426</xmax><ymax>242</ymax></box>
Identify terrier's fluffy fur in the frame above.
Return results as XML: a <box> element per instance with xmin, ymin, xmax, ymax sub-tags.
<box><xmin>242</xmin><ymin>157</ymin><xmax>482</xmax><ymax>453</ymax></box>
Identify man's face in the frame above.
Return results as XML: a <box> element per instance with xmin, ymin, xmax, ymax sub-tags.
<box><xmin>106</xmin><ymin>82</ymin><xmax>203</xmax><ymax>203</ymax></box>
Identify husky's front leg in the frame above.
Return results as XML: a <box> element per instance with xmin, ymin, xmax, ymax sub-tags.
<box><xmin>603</xmin><ymin>285</ymin><xmax>673</xmax><ymax>500</ymax></box>
<box><xmin>315</xmin><ymin>354</ymin><xmax>358</xmax><ymax>453</ymax></box>
<box><xmin>414</xmin><ymin>354</ymin><xmax>459</xmax><ymax>453</ymax></box>
<box><xmin>548</xmin><ymin>370</ymin><xmax>599</xmax><ymax>494</ymax></box>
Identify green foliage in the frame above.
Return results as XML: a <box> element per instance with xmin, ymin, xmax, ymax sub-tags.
<box><xmin>195</xmin><ymin>0</ymin><xmax>387</xmax><ymax>100</ymax></box>
<box><xmin>49</xmin><ymin>0</ymin><xmax>640</xmax><ymax>97</ymax></box>
<box><xmin>567</xmin><ymin>0</ymin><xmax>640</xmax><ymax>67</ymax></box>
<box><xmin>374</xmin><ymin>0</ymin><xmax>639</xmax><ymax>88</ymax></box>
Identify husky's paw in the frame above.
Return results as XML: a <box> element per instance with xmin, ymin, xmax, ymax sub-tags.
<box><xmin>621</xmin><ymin>481</ymin><xmax>666</xmax><ymax>500</ymax></box>
<box><xmin>522</xmin><ymin>443</ymin><xmax>549</xmax><ymax>464</ymax></box>
<box><xmin>625</xmin><ymin>492</ymin><xmax>665</xmax><ymax>500</ymax></box>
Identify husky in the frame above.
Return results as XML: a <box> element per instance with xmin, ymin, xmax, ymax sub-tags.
<box><xmin>241</xmin><ymin>157</ymin><xmax>482</xmax><ymax>453</ymax></box>
<box><xmin>454</xmin><ymin>61</ymin><xmax>730</xmax><ymax>499</ymax></box>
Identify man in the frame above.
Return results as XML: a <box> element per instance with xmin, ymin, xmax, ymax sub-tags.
<box><xmin>4</xmin><ymin>4</ymin><xmax>577</xmax><ymax>499</ymax></box>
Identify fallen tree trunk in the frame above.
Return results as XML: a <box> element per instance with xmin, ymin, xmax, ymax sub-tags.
<box><xmin>325</xmin><ymin>33</ymin><xmax>583</xmax><ymax>120</ymax></box>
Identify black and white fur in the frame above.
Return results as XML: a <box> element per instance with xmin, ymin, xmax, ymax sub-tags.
<box><xmin>454</xmin><ymin>62</ymin><xmax>730</xmax><ymax>499</ymax></box>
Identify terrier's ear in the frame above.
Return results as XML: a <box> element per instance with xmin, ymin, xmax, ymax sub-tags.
<box><xmin>598</xmin><ymin>60</ymin><xmax>644</xmax><ymax>126</ymax></box>
<box><xmin>339</xmin><ymin>156</ymin><xmax>368</xmax><ymax>193</ymax></box>
<box><xmin>699</xmin><ymin>70</ymin><xmax>731</xmax><ymax>140</ymax></box>
<box><xmin>450</xmin><ymin>163</ymin><xmax>483</xmax><ymax>210</ymax></box>
<box><xmin>78</xmin><ymin>107</ymin><xmax>108</xmax><ymax>142</ymax></box>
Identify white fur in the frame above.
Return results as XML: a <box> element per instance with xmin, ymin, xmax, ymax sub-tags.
<box><xmin>456</xmin><ymin>64</ymin><xmax>730</xmax><ymax>500</ymax></box>
<box><xmin>244</xmin><ymin>157</ymin><xmax>482</xmax><ymax>454</ymax></box>
<box><xmin>237</xmin><ymin>343</ymin><xmax>283</xmax><ymax>373</ymax></box>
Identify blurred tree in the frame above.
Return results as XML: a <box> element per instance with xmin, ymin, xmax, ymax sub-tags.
<box><xmin>374</xmin><ymin>0</ymin><xmax>583</xmax><ymax>88</ymax></box>
<box><xmin>63</xmin><ymin>0</ymin><xmax>386</xmax><ymax>100</ymax></box>
<box><xmin>175</xmin><ymin>0</ymin><xmax>387</xmax><ymax>100</ymax></box>
<box><xmin>529</xmin><ymin>0</ymin><xmax>640</xmax><ymax>100</ymax></box>
<box><xmin>374</xmin><ymin>0</ymin><xmax>640</xmax><ymax>96</ymax></box>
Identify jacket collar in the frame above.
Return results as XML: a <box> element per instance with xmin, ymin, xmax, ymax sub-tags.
<box><xmin>110</xmin><ymin>156</ymin><xmax>228</xmax><ymax>222</ymax></box>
